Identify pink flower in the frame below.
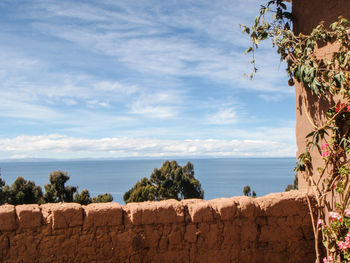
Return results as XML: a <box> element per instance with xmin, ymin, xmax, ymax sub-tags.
<box><xmin>346</xmin><ymin>232</ymin><xmax>350</xmax><ymax>243</ymax></box>
<box><xmin>317</xmin><ymin>219</ymin><xmax>323</xmax><ymax>226</ymax></box>
<box><xmin>323</xmin><ymin>256</ymin><xmax>334</xmax><ymax>263</ymax></box>
<box><xmin>347</xmin><ymin>106</ymin><xmax>350</xmax><ymax>112</ymax></box>
<box><xmin>329</xmin><ymin>211</ymin><xmax>342</xmax><ymax>221</ymax></box>
<box><xmin>338</xmin><ymin>240</ymin><xmax>350</xmax><ymax>250</ymax></box>
<box><xmin>321</xmin><ymin>143</ymin><xmax>329</xmax><ymax>150</ymax></box>
<box><xmin>338</xmin><ymin>241</ymin><xmax>346</xmax><ymax>250</ymax></box>
<box><xmin>322</xmin><ymin>150</ymin><xmax>329</xmax><ymax>158</ymax></box>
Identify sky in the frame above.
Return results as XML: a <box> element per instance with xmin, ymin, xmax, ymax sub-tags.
<box><xmin>0</xmin><ymin>0</ymin><xmax>296</xmax><ymax>159</ymax></box>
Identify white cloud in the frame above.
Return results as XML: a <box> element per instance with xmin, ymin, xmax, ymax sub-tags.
<box><xmin>0</xmin><ymin>0</ymin><xmax>296</xmax><ymax>159</ymax></box>
<box><xmin>0</xmin><ymin>134</ymin><xmax>296</xmax><ymax>159</ymax></box>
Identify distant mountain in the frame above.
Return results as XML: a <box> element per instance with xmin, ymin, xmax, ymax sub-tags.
<box><xmin>0</xmin><ymin>158</ymin><xmax>59</xmax><ymax>163</ymax></box>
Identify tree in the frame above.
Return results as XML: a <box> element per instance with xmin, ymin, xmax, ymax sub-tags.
<box><xmin>243</xmin><ymin>185</ymin><xmax>251</xmax><ymax>196</ymax></box>
<box><xmin>5</xmin><ymin>177</ymin><xmax>43</xmax><ymax>205</ymax></box>
<box><xmin>43</xmin><ymin>170</ymin><xmax>77</xmax><ymax>203</ymax></box>
<box><xmin>243</xmin><ymin>185</ymin><xmax>257</xmax><ymax>198</ymax></box>
<box><xmin>0</xmin><ymin>169</ymin><xmax>7</xmax><ymax>204</ymax></box>
<box><xmin>124</xmin><ymin>160</ymin><xmax>204</xmax><ymax>203</ymax></box>
<box><xmin>0</xmin><ymin>169</ymin><xmax>113</xmax><ymax>205</ymax></box>
<box><xmin>123</xmin><ymin>177</ymin><xmax>156</xmax><ymax>203</ymax></box>
<box><xmin>73</xmin><ymin>189</ymin><xmax>92</xmax><ymax>205</ymax></box>
<box><xmin>285</xmin><ymin>174</ymin><xmax>298</xmax><ymax>192</ymax></box>
<box><xmin>91</xmin><ymin>193</ymin><xmax>113</xmax><ymax>203</ymax></box>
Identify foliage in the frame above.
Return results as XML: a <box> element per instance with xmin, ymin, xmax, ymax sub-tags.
<box><xmin>243</xmin><ymin>185</ymin><xmax>251</xmax><ymax>196</ymax></box>
<box><xmin>5</xmin><ymin>177</ymin><xmax>44</xmax><ymax>205</ymax></box>
<box><xmin>285</xmin><ymin>174</ymin><xmax>298</xmax><ymax>191</ymax></box>
<box><xmin>0</xmin><ymin>170</ymin><xmax>7</xmax><ymax>204</ymax></box>
<box><xmin>73</xmin><ymin>189</ymin><xmax>92</xmax><ymax>205</ymax></box>
<box><xmin>91</xmin><ymin>193</ymin><xmax>113</xmax><ymax>203</ymax></box>
<box><xmin>44</xmin><ymin>170</ymin><xmax>77</xmax><ymax>203</ymax></box>
<box><xmin>243</xmin><ymin>185</ymin><xmax>257</xmax><ymax>197</ymax></box>
<box><xmin>243</xmin><ymin>1</ymin><xmax>350</xmax><ymax>262</ymax></box>
<box><xmin>124</xmin><ymin>160</ymin><xmax>204</xmax><ymax>203</ymax></box>
<box><xmin>0</xmin><ymin>169</ymin><xmax>113</xmax><ymax>205</ymax></box>
<box><xmin>123</xmin><ymin>177</ymin><xmax>156</xmax><ymax>204</ymax></box>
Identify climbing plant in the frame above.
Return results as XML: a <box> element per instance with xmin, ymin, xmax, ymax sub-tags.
<box><xmin>242</xmin><ymin>1</ymin><xmax>350</xmax><ymax>262</ymax></box>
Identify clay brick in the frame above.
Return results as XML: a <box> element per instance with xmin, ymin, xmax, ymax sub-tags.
<box><xmin>209</xmin><ymin>198</ymin><xmax>238</xmax><ymax>221</ymax></box>
<box><xmin>184</xmin><ymin>224</ymin><xmax>197</xmax><ymax>243</ymax></box>
<box><xmin>41</xmin><ymin>203</ymin><xmax>83</xmax><ymax>229</ymax></box>
<box><xmin>123</xmin><ymin>202</ymin><xmax>143</xmax><ymax>225</ymax></box>
<box><xmin>259</xmin><ymin>225</ymin><xmax>284</xmax><ymax>242</ymax></box>
<box><xmin>124</xmin><ymin>200</ymin><xmax>185</xmax><ymax>226</ymax></box>
<box><xmin>241</xmin><ymin>222</ymin><xmax>258</xmax><ymax>242</ymax></box>
<box><xmin>140</xmin><ymin>201</ymin><xmax>158</xmax><ymax>225</ymax></box>
<box><xmin>186</xmin><ymin>200</ymin><xmax>214</xmax><ymax>223</ymax></box>
<box><xmin>156</xmin><ymin>199</ymin><xmax>184</xmax><ymax>224</ymax></box>
<box><xmin>237</xmin><ymin>197</ymin><xmax>257</xmax><ymax>217</ymax></box>
<box><xmin>16</xmin><ymin>204</ymin><xmax>41</xmax><ymax>228</ymax></box>
<box><xmin>0</xmin><ymin>205</ymin><xmax>16</xmax><ymax>231</ymax></box>
<box><xmin>0</xmin><ymin>191</ymin><xmax>315</xmax><ymax>263</ymax></box>
<box><xmin>84</xmin><ymin>202</ymin><xmax>122</xmax><ymax>227</ymax></box>
<box><xmin>168</xmin><ymin>229</ymin><xmax>182</xmax><ymax>245</ymax></box>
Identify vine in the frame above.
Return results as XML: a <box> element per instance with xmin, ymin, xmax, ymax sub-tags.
<box><xmin>242</xmin><ymin>1</ymin><xmax>350</xmax><ymax>262</ymax></box>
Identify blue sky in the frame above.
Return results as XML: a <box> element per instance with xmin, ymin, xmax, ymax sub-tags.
<box><xmin>0</xmin><ymin>0</ymin><xmax>296</xmax><ymax>159</ymax></box>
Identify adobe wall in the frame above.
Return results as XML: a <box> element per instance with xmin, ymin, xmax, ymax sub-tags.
<box><xmin>0</xmin><ymin>191</ymin><xmax>314</xmax><ymax>263</ymax></box>
<box><xmin>292</xmin><ymin>0</ymin><xmax>350</xmax><ymax>34</ymax></box>
<box><xmin>292</xmin><ymin>0</ymin><xmax>350</xmax><ymax>190</ymax></box>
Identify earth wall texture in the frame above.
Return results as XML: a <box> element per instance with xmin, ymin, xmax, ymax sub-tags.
<box><xmin>293</xmin><ymin>0</ymin><xmax>350</xmax><ymax>190</ymax></box>
<box><xmin>0</xmin><ymin>191</ymin><xmax>314</xmax><ymax>263</ymax></box>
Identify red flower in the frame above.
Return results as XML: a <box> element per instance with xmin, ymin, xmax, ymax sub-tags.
<box><xmin>335</xmin><ymin>103</ymin><xmax>346</xmax><ymax>113</ymax></box>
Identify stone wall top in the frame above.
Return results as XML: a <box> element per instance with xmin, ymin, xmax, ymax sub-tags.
<box><xmin>0</xmin><ymin>190</ymin><xmax>310</xmax><ymax>232</ymax></box>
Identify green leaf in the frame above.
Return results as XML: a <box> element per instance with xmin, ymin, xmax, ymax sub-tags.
<box><xmin>306</xmin><ymin>131</ymin><xmax>315</xmax><ymax>138</ymax></box>
<box><xmin>245</xmin><ymin>47</ymin><xmax>253</xmax><ymax>54</ymax></box>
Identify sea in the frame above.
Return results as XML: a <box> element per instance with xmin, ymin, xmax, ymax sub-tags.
<box><xmin>0</xmin><ymin>158</ymin><xmax>296</xmax><ymax>204</ymax></box>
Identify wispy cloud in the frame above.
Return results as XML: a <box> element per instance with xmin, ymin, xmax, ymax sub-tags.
<box><xmin>28</xmin><ymin>0</ymin><xmax>291</xmax><ymax>93</ymax></box>
<box><xmin>130</xmin><ymin>91</ymin><xmax>183</xmax><ymax>118</ymax></box>
<box><xmin>206</xmin><ymin>106</ymin><xmax>238</xmax><ymax>125</ymax></box>
<box><xmin>0</xmin><ymin>0</ymin><xmax>296</xmax><ymax>158</ymax></box>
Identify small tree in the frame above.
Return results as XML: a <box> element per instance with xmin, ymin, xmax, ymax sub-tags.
<box><xmin>0</xmin><ymin>169</ymin><xmax>7</xmax><ymax>204</ymax></box>
<box><xmin>73</xmin><ymin>189</ymin><xmax>92</xmax><ymax>205</ymax></box>
<box><xmin>6</xmin><ymin>177</ymin><xmax>43</xmax><ymax>205</ymax></box>
<box><xmin>44</xmin><ymin>170</ymin><xmax>77</xmax><ymax>203</ymax></box>
<box><xmin>92</xmin><ymin>193</ymin><xmax>113</xmax><ymax>203</ymax></box>
<box><xmin>124</xmin><ymin>160</ymin><xmax>204</xmax><ymax>203</ymax></box>
<box><xmin>243</xmin><ymin>185</ymin><xmax>251</xmax><ymax>196</ymax></box>
<box><xmin>243</xmin><ymin>185</ymin><xmax>257</xmax><ymax>197</ymax></box>
<box><xmin>285</xmin><ymin>174</ymin><xmax>298</xmax><ymax>191</ymax></box>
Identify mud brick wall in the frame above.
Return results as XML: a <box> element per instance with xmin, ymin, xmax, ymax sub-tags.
<box><xmin>292</xmin><ymin>0</ymin><xmax>350</xmax><ymax>190</ymax></box>
<box><xmin>0</xmin><ymin>191</ymin><xmax>314</xmax><ymax>263</ymax></box>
